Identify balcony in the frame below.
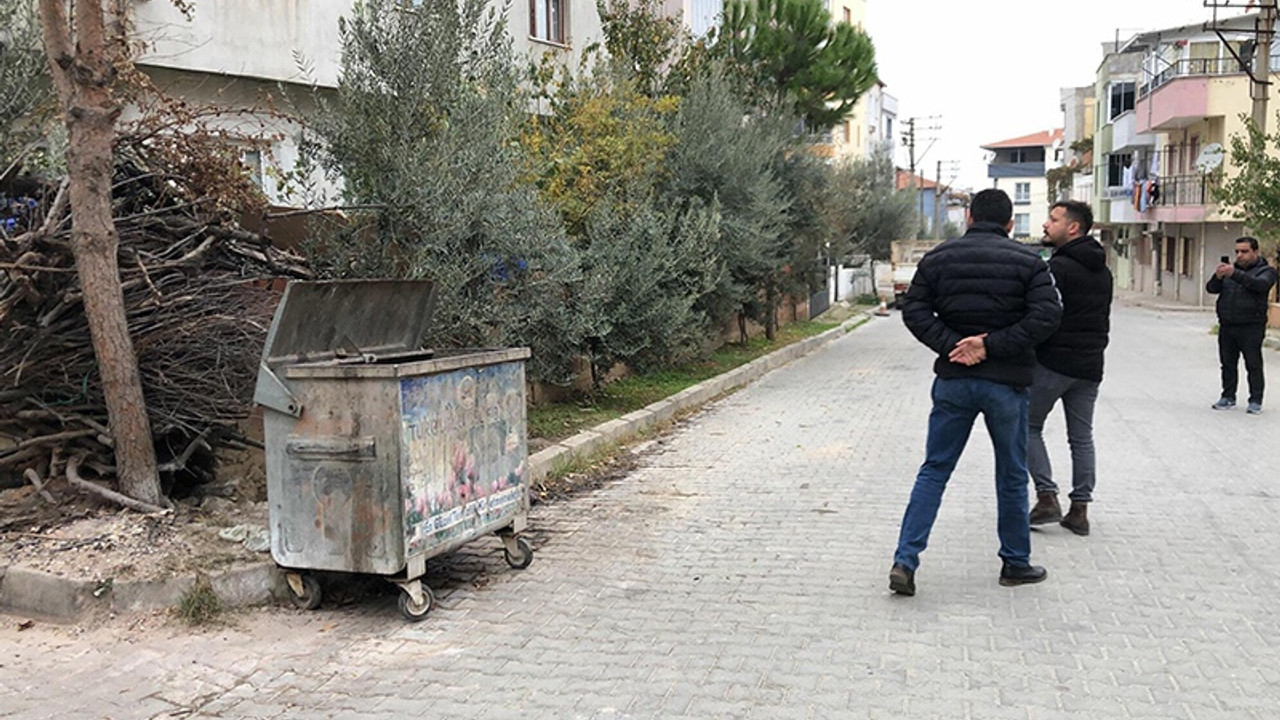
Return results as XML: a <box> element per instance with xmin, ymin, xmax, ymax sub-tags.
<box><xmin>1109</xmin><ymin>111</ymin><xmax>1156</xmax><ymax>153</ymax></box>
<box><xmin>988</xmin><ymin>162</ymin><xmax>1046</xmax><ymax>179</ymax></box>
<box><xmin>1151</xmin><ymin>173</ymin><xmax>1220</xmax><ymax>223</ymax></box>
<box><xmin>1156</xmin><ymin>173</ymin><xmax>1218</xmax><ymax>206</ymax></box>
<box><xmin>1135</xmin><ymin>58</ymin><xmax>1239</xmax><ymax>133</ymax></box>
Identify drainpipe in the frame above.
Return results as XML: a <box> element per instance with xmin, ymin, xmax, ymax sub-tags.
<box><xmin>1199</xmin><ymin>220</ymin><xmax>1207</xmax><ymax>307</ymax></box>
<box><xmin>1175</xmin><ymin>232</ymin><xmax>1183</xmax><ymax>302</ymax></box>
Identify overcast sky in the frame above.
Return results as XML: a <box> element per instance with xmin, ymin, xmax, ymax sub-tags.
<box><xmin>864</xmin><ymin>0</ymin><xmax>1242</xmax><ymax>191</ymax></box>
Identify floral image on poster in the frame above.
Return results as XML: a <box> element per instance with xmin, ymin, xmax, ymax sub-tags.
<box><xmin>399</xmin><ymin>362</ymin><xmax>527</xmax><ymax>554</ymax></box>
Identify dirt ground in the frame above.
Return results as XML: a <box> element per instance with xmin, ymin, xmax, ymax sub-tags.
<box><xmin>0</xmin><ymin>446</ymin><xmax>272</xmax><ymax>585</ymax></box>
<box><xmin>0</xmin><ymin>438</ymin><xmax>645</xmax><ymax>589</ymax></box>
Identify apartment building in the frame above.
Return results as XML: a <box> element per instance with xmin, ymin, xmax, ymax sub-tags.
<box><xmin>1058</xmin><ymin>85</ymin><xmax>1096</xmax><ymax>206</ymax></box>
<box><xmin>1088</xmin><ymin>41</ymin><xmax>1156</xmax><ymax>292</ymax></box>
<box><xmin>131</xmin><ymin>0</ymin><xmax>603</xmax><ymax>207</ymax></box>
<box><xmin>982</xmin><ymin>129</ymin><xmax>1064</xmax><ymax>241</ymax></box>
<box><xmin>1094</xmin><ymin>13</ymin><xmax>1258</xmax><ymax>306</ymax></box>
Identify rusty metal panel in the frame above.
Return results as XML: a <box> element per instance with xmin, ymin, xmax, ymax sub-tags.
<box><xmin>399</xmin><ymin>361</ymin><xmax>528</xmax><ymax>557</ymax></box>
<box><xmin>261</xmin><ymin>280</ymin><xmax>436</xmax><ymax>366</ymax></box>
<box><xmin>267</xmin><ymin>377</ymin><xmax>405</xmax><ymax>575</ymax></box>
<box><xmin>281</xmin><ymin>347</ymin><xmax>531</xmax><ymax>380</ymax></box>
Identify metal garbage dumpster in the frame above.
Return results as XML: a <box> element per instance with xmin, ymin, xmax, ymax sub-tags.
<box><xmin>254</xmin><ymin>280</ymin><xmax>533</xmax><ymax>621</ymax></box>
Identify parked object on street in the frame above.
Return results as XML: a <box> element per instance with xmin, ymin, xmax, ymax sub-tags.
<box><xmin>254</xmin><ymin>280</ymin><xmax>533</xmax><ymax>622</ymax></box>
<box><xmin>888</xmin><ymin>239</ymin><xmax>943</xmax><ymax>307</ymax></box>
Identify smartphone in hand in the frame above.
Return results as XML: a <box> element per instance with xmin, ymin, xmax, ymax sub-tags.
<box><xmin>1221</xmin><ymin>255</ymin><xmax>1230</xmax><ymax>264</ymax></box>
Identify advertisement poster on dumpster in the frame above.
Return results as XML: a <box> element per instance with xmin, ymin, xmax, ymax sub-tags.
<box><xmin>399</xmin><ymin>363</ymin><xmax>527</xmax><ymax>555</ymax></box>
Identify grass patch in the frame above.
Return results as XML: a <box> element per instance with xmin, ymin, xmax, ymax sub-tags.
<box><xmin>529</xmin><ymin>310</ymin><xmax>866</xmax><ymax>443</ymax></box>
<box><xmin>175</xmin><ymin>576</ymin><xmax>223</xmax><ymax>626</ymax></box>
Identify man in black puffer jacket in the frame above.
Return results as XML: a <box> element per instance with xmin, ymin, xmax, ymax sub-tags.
<box><xmin>1026</xmin><ymin>201</ymin><xmax>1112</xmax><ymax>538</ymax></box>
<box><xmin>889</xmin><ymin>189</ymin><xmax>1062</xmax><ymax>597</ymax></box>
<box><xmin>1207</xmin><ymin>236</ymin><xmax>1278</xmax><ymax>415</ymax></box>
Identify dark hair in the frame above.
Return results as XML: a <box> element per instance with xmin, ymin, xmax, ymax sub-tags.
<box><xmin>1051</xmin><ymin>200</ymin><xmax>1094</xmax><ymax>235</ymax></box>
<box><xmin>969</xmin><ymin>188</ymin><xmax>1013</xmax><ymax>225</ymax></box>
<box><xmin>1236</xmin><ymin>236</ymin><xmax>1259</xmax><ymax>250</ymax></box>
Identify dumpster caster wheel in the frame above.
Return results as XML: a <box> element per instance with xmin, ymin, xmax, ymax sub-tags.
<box><xmin>397</xmin><ymin>585</ymin><xmax>434</xmax><ymax>621</ymax></box>
<box><xmin>503</xmin><ymin>537</ymin><xmax>533</xmax><ymax>570</ymax></box>
<box><xmin>287</xmin><ymin>573</ymin><xmax>322</xmax><ymax>611</ymax></box>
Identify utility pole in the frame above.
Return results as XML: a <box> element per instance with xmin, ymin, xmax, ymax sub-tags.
<box><xmin>903</xmin><ymin>117</ymin><xmax>917</xmax><ymax>235</ymax></box>
<box><xmin>934</xmin><ymin>160</ymin><xmax>961</xmax><ymax>239</ymax></box>
<box><xmin>1252</xmin><ymin>2</ymin><xmax>1277</xmax><ymax>133</ymax></box>
<box><xmin>901</xmin><ymin>116</ymin><xmax>941</xmax><ymax>238</ymax></box>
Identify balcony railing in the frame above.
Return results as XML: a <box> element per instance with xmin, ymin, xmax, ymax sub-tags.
<box><xmin>1139</xmin><ymin>57</ymin><xmax>1241</xmax><ymax>98</ymax></box>
<box><xmin>987</xmin><ymin>161</ymin><xmax>1046</xmax><ymax>178</ymax></box>
<box><xmin>1154</xmin><ymin>173</ymin><xmax>1219</xmax><ymax>207</ymax></box>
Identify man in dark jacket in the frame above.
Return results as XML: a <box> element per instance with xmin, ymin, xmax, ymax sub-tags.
<box><xmin>888</xmin><ymin>189</ymin><xmax>1062</xmax><ymax>596</ymax></box>
<box><xmin>1027</xmin><ymin>201</ymin><xmax>1112</xmax><ymax>537</ymax></box>
<box><xmin>1207</xmin><ymin>237</ymin><xmax>1278</xmax><ymax>414</ymax></box>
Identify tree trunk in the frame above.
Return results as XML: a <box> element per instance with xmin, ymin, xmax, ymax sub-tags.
<box><xmin>40</xmin><ymin>0</ymin><xmax>162</xmax><ymax>505</ymax></box>
<box><xmin>764</xmin><ymin>282</ymin><xmax>777</xmax><ymax>341</ymax></box>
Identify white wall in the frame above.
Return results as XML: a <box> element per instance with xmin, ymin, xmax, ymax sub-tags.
<box><xmin>133</xmin><ymin>0</ymin><xmax>347</xmax><ymax>88</ymax></box>
<box><xmin>130</xmin><ymin>0</ymin><xmax>604</xmax><ymax>207</ymax></box>
<box><xmin>133</xmin><ymin>0</ymin><xmax>602</xmax><ymax>88</ymax></box>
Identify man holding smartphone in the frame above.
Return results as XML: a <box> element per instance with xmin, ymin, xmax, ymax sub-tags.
<box><xmin>1208</xmin><ymin>237</ymin><xmax>1278</xmax><ymax>414</ymax></box>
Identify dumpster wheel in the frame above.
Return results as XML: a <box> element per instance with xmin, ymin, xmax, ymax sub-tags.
<box><xmin>396</xmin><ymin>582</ymin><xmax>434</xmax><ymax>621</ymax></box>
<box><xmin>503</xmin><ymin>537</ymin><xmax>534</xmax><ymax>570</ymax></box>
<box><xmin>286</xmin><ymin>573</ymin><xmax>322</xmax><ymax>611</ymax></box>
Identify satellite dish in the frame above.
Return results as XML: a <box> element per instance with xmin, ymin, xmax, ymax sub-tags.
<box><xmin>1195</xmin><ymin>142</ymin><xmax>1224</xmax><ymax>173</ymax></box>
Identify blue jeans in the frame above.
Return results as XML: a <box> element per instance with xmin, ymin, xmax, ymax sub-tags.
<box><xmin>894</xmin><ymin>377</ymin><xmax>1032</xmax><ymax>572</ymax></box>
<box><xmin>1027</xmin><ymin>363</ymin><xmax>1100</xmax><ymax>503</ymax></box>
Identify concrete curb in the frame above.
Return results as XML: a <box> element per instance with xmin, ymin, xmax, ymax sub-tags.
<box><xmin>526</xmin><ymin>312</ymin><xmax>872</xmax><ymax>481</ymax></box>
<box><xmin>0</xmin><ymin>311</ymin><xmax>874</xmax><ymax>622</ymax></box>
<box><xmin>0</xmin><ymin>560</ymin><xmax>287</xmax><ymax>621</ymax></box>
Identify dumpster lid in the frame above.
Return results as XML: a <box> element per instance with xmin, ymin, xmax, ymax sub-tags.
<box><xmin>261</xmin><ymin>280</ymin><xmax>437</xmax><ymax>366</ymax></box>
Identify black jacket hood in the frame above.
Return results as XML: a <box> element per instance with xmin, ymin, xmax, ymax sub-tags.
<box><xmin>1054</xmin><ymin>236</ymin><xmax>1107</xmax><ymax>272</ymax></box>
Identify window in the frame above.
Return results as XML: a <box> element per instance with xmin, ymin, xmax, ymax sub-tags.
<box><xmin>1014</xmin><ymin>213</ymin><xmax>1031</xmax><ymax>237</ymax></box>
<box><xmin>1009</xmin><ymin>149</ymin><xmax>1028</xmax><ymax>163</ymax></box>
<box><xmin>843</xmin><ymin>120</ymin><xmax>851</xmax><ymax>144</ymax></box>
<box><xmin>1107</xmin><ymin>153</ymin><xmax>1132</xmax><ymax>187</ymax></box>
<box><xmin>240</xmin><ymin>149</ymin><xmax>263</xmax><ymax>188</ymax></box>
<box><xmin>1181</xmin><ymin>237</ymin><xmax>1196</xmax><ymax>276</ymax></box>
<box><xmin>1109</xmin><ymin>81</ymin><xmax>1135</xmax><ymax>120</ymax></box>
<box><xmin>1163</xmin><ymin>237</ymin><xmax>1176</xmax><ymax>273</ymax></box>
<box><xmin>842</xmin><ymin>6</ymin><xmax>851</xmax><ymax>23</ymax></box>
<box><xmin>1014</xmin><ymin>182</ymin><xmax>1031</xmax><ymax>204</ymax></box>
<box><xmin>530</xmin><ymin>0</ymin><xmax>565</xmax><ymax>44</ymax></box>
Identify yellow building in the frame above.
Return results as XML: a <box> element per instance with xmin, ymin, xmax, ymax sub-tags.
<box><xmin>1107</xmin><ymin>14</ymin><xmax>1266</xmax><ymax>306</ymax></box>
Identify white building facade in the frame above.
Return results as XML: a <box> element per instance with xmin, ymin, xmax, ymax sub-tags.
<box><xmin>131</xmin><ymin>0</ymin><xmax>604</xmax><ymax>207</ymax></box>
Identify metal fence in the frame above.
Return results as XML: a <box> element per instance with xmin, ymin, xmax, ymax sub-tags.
<box><xmin>808</xmin><ymin>286</ymin><xmax>830</xmax><ymax>320</ymax></box>
<box><xmin>1139</xmin><ymin>57</ymin><xmax>1240</xmax><ymax>97</ymax></box>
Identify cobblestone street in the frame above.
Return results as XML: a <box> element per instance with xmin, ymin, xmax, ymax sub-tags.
<box><xmin>3</xmin><ymin>303</ymin><xmax>1278</xmax><ymax>719</ymax></box>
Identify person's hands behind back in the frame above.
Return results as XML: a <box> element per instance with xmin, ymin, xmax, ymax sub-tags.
<box><xmin>948</xmin><ymin>334</ymin><xmax>988</xmax><ymax>366</ymax></box>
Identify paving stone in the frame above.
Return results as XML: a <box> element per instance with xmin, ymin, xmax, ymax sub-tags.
<box><xmin>2</xmin><ymin>306</ymin><xmax>1279</xmax><ymax>720</ymax></box>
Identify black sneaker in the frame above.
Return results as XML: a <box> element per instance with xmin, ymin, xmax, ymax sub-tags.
<box><xmin>888</xmin><ymin>563</ymin><xmax>915</xmax><ymax>596</ymax></box>
<box><xmin>999</xmin><ymin>562</ymin><xmax>1048</xmax><ymax>587</ymax></box>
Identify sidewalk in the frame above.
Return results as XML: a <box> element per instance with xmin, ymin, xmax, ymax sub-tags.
<box><xmin>1115</xmin><ymin>287</ymin><xmax>1280</xmax><ymax>349</ymax></box>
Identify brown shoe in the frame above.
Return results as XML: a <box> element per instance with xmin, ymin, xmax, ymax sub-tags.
<box><xmin>888</xmin><ymin>564</ymin><xmax>916</xmax><ymax>596</ymax></box>
<box><xmin>1029</xmin><ymin>491</ymin><xmax>1062</xmax><ymax>525</ymax></box>
<box><xmin>1060</xmin><ymin>502</ymin><xmax>1089</xmax><ymax>536</ymax></box>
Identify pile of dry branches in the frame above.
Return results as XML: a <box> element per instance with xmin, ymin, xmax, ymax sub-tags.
<box><xmin>0</xmin><ymin>140</ymin><xmax>311</xmax><ymax>501</ymax></box>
